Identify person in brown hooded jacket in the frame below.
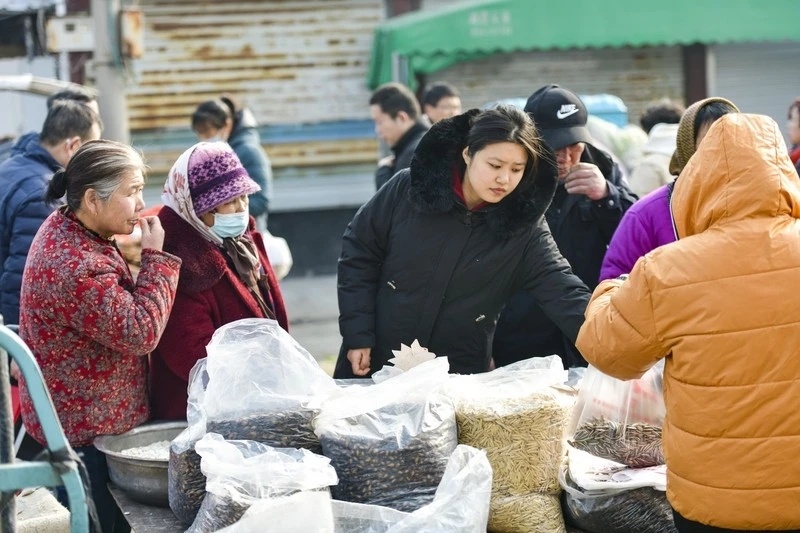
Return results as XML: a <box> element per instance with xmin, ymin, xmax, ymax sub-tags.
<box><xmin>577</xmin><ymin>113</ymin><xmax>800</xmax><ymax>532</ymax></box>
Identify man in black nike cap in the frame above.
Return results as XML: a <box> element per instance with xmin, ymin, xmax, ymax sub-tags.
<box><xmin>493</xmin><ymin>84</ymin><xmax>638</xmax><ymax>369</ymax></box>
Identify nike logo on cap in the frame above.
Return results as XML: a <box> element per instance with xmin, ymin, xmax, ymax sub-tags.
<box><xmin>556</xmin><ymin>104</ymin><xmax>579</xmax><ymax>119</ymax></box>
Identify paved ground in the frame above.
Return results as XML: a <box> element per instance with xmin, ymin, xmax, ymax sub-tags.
<box><xmin>279</xmin><ymin>273</ymin><xmax>340</xmax><ymax>375</ymax></box>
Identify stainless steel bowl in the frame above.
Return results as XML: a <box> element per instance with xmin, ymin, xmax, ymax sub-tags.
<box><xmin>94</xmin><ymin>421</ymin><xmax>187</xmax><ymax>507</ymax></box>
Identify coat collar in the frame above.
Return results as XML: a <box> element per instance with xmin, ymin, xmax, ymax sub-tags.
<box><xmin>158</xmin><ymin>206</ymin><xmax>256</xmax><ymax>294</ymax></box>
<box><xmin>393</xmin><ymin>119</ymin><xmax>429</xmax><ymax>155</ymax></box>
<box><xmin>407</xmin><ymin>109</ymin><xmax>558</xmax><ymax>238</ymax></box>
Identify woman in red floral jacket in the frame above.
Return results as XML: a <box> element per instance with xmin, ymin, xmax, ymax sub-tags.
<box><xmin>150</xmin><ymin>142</ymin><xmax>288</xmax><ymax>420</ymax></box>
<box><xmin>18</xmin><ymin>139</ymin><xmax>181</xmax><ymax>531</ymax></box>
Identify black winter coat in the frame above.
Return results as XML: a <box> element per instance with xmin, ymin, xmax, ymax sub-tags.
<box><xmin>374</xmin><ymin>120</ymin><xmax>429</xmax><ymax>190</ymax></box>
<box><xmin>335</xmin><ymin>111</ymin><xmax>591</xmax><ymax>378</ymax></box>
<box><xmin>493</xmin><ymin>143</ymin><xmax>638</xmax><ymax>368</ymax></box>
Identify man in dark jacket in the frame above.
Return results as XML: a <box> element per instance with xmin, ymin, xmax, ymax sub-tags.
<box><xmin>370</xmin><ymin>82</ymin><xmax>429</xmax><ymax>190</ymax></box>
<box><xmin>0</xmin><ymin>99</ymin><xmax>101</xmax><ymax>325</ymax></box>
<box><xmin>1</xmin><ymin>87</ymin><xmax>98</xmax><ymax>165</ymax></box>
<box><xmin>493</xmin><ymin>84</ymin><xmax>638</xmax><ymax>368</ymax></box>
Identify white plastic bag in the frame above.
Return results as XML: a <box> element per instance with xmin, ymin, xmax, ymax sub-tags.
<box><xmin>187</xmin><ymin>433</ymin><xmax>338</xmax><ymax>533</ymax></box>
<box><xmin>389</xmin><ymin>445</ymin><xmax>492</xmax><ymax>532</ymax></box>
<box><xmin>560</xmin><ymin>455</ymin><xmax>675</xmax><ymax>533</ymax></box>
<box><xmin>314</xmin><ymin>358</ymin><xmax>457</xmax><ymax>512</ymax></box>
<box><xmin>568</xmin><ymin>362</ymin><xmax>665</xmax><ymax>468</ymax></box>
<box><xmin>203</xmin><ymin>318</ymin><xmax>338</xmax><ymax>452</ymax></box>
<box><xmin>444</xmin><ymin>355</ymin><xmax>571</xmax><ymax>495</ymax></box>
<box><xmin>444</xmin><ymin>355</ymin><xmax>573</xmax><ymax>533</ymax></box>
<box><xmin>331</xmin><ymin>444</ymin><xmax>492</xmax><ymax>533</ymax></box>
<box><xmin>218</xmin><ymin>492</ymin><xmax>335</xmax><ymax>533</ymax></box>
<box><xmin>565</xmin><ymin>446</ymin><xmax>666</xmax><ymax>494</ymax></box>
<box><xmin>262</xmin><ymin>230</ymin><xmax>293</xmax><ymax>280</ymax></box>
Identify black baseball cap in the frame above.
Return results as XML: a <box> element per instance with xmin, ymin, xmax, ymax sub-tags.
<box><xmin>524</xmin><ymin>84</ymin><xmax>591</xmax><ymax>150</ymax></box>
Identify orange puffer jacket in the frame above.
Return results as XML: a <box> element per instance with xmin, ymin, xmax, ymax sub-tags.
<box><xmin>576</xmin><ymin>114</ymin><xmax>800</xmax><ymax>530</ymax></box>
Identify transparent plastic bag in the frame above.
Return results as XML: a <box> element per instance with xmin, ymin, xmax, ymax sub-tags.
<box><xmin>564</xmin><ymin>446</ymin><xmax>666</xmax><ymax>494</ymax></box>
<box><xmin>168</xmin><ymin>359</ymin><xmax>209</xmax><ymax>525</ymax></box>
<box><xmin>187</xmin><ymin>433</ymin><xmax>338</xmax><ymax>533</ymax></box>
<box><xmin>488</xmin><ymin>493</ymin><xmax>565</xmax><ymax>533</ymax></box>
<box><xmin>203</xmin><ymin>318</ymin><xmax>338</xmax><ymax>453</ymax></box>
<box><xmin>568</xmin><ymin>362</ymin><xmax>665</xmax><ymax>468</ymax></box>
<box><xmin>217</xmin><ymin>491</ymin><xmax>335</xmax><ymax>533</ymax></box>
<box><xmin>331</xmin><ymin>444</ymin><xmax>492</xmax><ymax>533</ymax></box>
<box><xmin>315</xmin><ymin>358</ymin><xmax>457</xmax><ymax>512</ymax></box>
<box><xmin>444</xmin><ymin>356</ymin><xmax>573</xmax><ymax>533</ymax></box>
<box><xmin>561</xmin><ymin>466</ymin><xmax>675</xmax><ymax>533</ymax></box>
<box><xmin>444</xmin><ymin>355</ymin><xmax>573</xmax><ymax>495</ymax></box>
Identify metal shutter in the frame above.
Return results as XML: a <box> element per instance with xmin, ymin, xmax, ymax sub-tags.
<box><xmin>712</xmin><ymin>42</ymin><xmax>800</xmax><ymax>146</ymax></box>
<box><xmin>427</xmin><ymin>46</ymin><xmax>684</xmax><ymax>126</ymax></box>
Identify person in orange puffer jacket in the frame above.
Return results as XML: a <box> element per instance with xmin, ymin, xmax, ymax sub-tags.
<box><xmin>576</xmin><ymin>113</ymin><xmax>800</xmax><ymax>532</ymax></box>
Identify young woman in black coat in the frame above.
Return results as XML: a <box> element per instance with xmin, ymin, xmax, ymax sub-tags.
<box><xmin>334</xmin><ymin>105</ymin><xmax>591</xmax><ymax>378</ymax></box>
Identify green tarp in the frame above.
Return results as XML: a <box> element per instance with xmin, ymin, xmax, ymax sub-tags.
<box><xmin>368</xmin><ymin>0</ymin><xmax>800</xmax><ymax>89</ymax></box>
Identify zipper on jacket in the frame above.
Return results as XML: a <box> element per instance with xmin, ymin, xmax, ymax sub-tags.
<box><xmin>387</xmin><ymin>280</ymin><xmax>396</xmax><ymax>289</ymax></box>
<box><xmin>668</xmin><ymin>181</ymin><xmax>679</xmax><ymax>240</ymax></box>
<box><xmin>475</xmin><ymin>314</ymin><xmax>486</xmax><ymax>322</ymax></box>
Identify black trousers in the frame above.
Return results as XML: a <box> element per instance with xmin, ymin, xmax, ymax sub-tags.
<box><xmin>673</xmin><ymin>509</ymin><xmax>800</xmax><ymax>533</ymax></box>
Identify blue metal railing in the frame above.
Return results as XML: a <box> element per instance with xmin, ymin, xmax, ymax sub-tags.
<box><xmin>0</xmin><ymin>325</ymin><xmax>89</xmax><ymax>532</ymax></box>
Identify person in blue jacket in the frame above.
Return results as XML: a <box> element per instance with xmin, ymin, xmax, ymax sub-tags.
<box><xmin>192</xmin><ymin>97</ymin><xmax>272</xmax><ymax>230</ymax></box>
<box><xmin>0</xmin><ymin>86</ymin><xmax>98</xmax><ymax>165</ymax></box>
<box><xmin>0</xmin><ymin>99</ymin><xmax>101</xmax><ymax>325</ymax></box>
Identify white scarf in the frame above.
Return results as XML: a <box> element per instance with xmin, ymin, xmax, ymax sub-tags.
<box><xmin>161</xmin><ymin>143</ymin><xmax>223</xmax><ymax>247</ymax></box>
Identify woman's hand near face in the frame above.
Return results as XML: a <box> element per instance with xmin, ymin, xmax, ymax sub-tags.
<box><xmin>140</xmin><ymin>216</ymin><xmax>165</xmax><ymax>252</ymax></box>
<box><xmin>347</xmin><ymin>347</ymin><xmax>372</xmax><ymax>376</ymax></box>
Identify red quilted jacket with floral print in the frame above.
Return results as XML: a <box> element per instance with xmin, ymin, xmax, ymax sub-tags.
<box><xmin>18</xmin><ymin>208</ymin><xmax>181</xmax><ymax>446</ymax></box>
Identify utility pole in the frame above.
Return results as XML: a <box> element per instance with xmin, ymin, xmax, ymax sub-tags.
<box><xmin>91</xmin><ymin>0</ymin><xmax>130</xmax><ymax>144</ymax></box>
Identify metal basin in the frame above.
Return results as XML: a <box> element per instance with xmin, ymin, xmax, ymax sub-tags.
<box><xmin>94</xmin><ymin>421</ymin><xmax>187</xmax><ymax>507</ymax></box>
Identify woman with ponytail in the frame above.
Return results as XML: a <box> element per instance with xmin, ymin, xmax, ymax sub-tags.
<box><xmin>191</xmin><ymin>96</ymin><xmax>272</xmax><ymax>230</ymax></box>
<box><xmin>17</xmin><ymin>139</ymin><xmax>181</xmax><ymax>532</ymax></box>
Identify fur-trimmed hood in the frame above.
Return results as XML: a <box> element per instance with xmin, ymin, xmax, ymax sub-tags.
<box><xmin>408</xmin><ymin>109</ymin><xmax>558</xmax><ymax>238</ymax></box>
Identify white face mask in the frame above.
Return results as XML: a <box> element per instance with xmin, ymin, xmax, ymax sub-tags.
<box><xmin>210</xmin><ymin>211</ymin><xmax>248</xmax><ymax>239</ymax></box>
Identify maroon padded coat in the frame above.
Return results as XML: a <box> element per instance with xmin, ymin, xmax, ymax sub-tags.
<box><xmin>149</xmin><ymin>206</ymin><xmax>288</xmax><ymax>420</ymax></box>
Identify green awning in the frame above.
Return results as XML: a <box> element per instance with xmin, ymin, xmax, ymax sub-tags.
<box><xmin>368</xmin><ymin>0</ymin><xmax>800</xmax><ymax>89</ymax></box>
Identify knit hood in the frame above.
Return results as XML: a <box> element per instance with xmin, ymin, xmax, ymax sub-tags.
<box><xmin>669</xmin><ymin>97</ymin><xmax>739</xmax><ymax>176</ymax></box>
<box><xmin>407</xmin><ymin>109</ymin><xmax>558</xmax><ymax>238</ymax></box>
